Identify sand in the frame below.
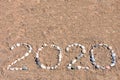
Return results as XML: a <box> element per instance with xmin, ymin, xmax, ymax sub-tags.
<box><xmin>0</xmin><ymin>0</ymin><xmax>120</xmax><ymax>80</ymax></box>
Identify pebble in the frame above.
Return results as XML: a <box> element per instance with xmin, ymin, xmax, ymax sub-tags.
<box><xmin>77</xmin><ymin>66</ymin><xmax>82</xmax><ymax>70</ymax></box>
<box><xmin>110</xmin><ymin>63</ymin><xmax>116</xmax><ymax>67</ymax></box>
<box><xmin>22</xmin><ymin>66</ymin><xmax>28</xmax><ymax>70</ymax></box>
<box><xmin>106</xmin><ymin>66</ymin><xmax>111</xmax><ymax>69</ymax></box>
<box><xmin>71</xmin><ymin>59</ymin><xmax>77</xmax><ymax>64</ymax></box>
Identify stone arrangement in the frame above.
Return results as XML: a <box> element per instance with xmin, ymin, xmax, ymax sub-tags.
<box><xmin>65</xmin><ymin>43</ymin><xmax>89</xmax><ymax>70</ymax></box>
<box><xmin>6</xmin><ymin>42</ymin><xmax>117</xmax><ymax>71</ymax></box>
<box><xmin>7</xmin><ymin>43</ymin><xmax>33</xmax><ymax>71</ymax></box>
<box><xmin>35</xmin><ymin>43</ymin><xmax>62</xmax><ymax>70</ymax></box>
<box><xmin>90</xmin><ymin>43</ymin><xmax>116</xmax><ymax>70</ymax></box>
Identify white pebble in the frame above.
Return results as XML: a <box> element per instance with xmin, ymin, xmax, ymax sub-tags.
<box><xmin>41</xmin><ymin>64</ymin><xmax>46</xmax><ymax>69</ymax></box>
<box><xmin>38</xmin><ymin>48</ymin><xmax>42</xmax><ymax>51</ymax></box>
<box><xmin>59</xmin><ymin>54</ymin><xmax>62</xmax><ymax>59</ymax></box>
<box><xmin>54</xmin><ymin>65</ymin><xmax>58</xmax><ymax>69</ymax></box>
<box><xmin>82</xmin><ymin>49</ymin><xmax>86</xmax><ymax>53</ymax></box>
<box><xmin>74</xmin><ymin>43</ymin><xmax>78</xmax><ymax>46</ymax></box>
<box><xmin>46</xmin><ymin>67</ymin><xmax>50</xmax><ymax>70</ymax></box>
<box><xmin>112</xmin><ymin>53</ymin><xmax>116</xmax><ymax>57</ymax></box>
<box><xmin>36</xmin><ymin>53</ymin><xmax>39</xmax><ymax>58</ymax></box>
<box><xmin>110</xmin><ymin>63</ymin><xmax>115</xmax><ymax>67</ymax></box>
<box><xmin>72</xmin><ymin>59</ymin><xmax>77</xmax><ymax>64</ymax></box>
<box><xmin>67</xmin><ymin>66</ymin><xmax>72</xmax><ymax>70</ymax></box>
<box><xmin>14</xmin><ymin>68</ymin><xmax>19</xmax><ymax>70</ymax></box>
<box><xmin>109</xmin><ymin>46</ymin><xmax>112</xmax><ymax>50</ymax></box>
<box><xmin>16</xmin><ymin>43</ymin><xmax>21</xmax><ymax>47</ymax></box>
<box><xmin>66</xmin><ymin>47</ymin><xmax>69</xmax><ymax>52</ymax></box>
<box><xmin>59</xmin><ymin>58</ymin><xmax>62</xmax><ymax>62</ymax></box>
<box><xmin>85</xmin><ymin>67</ymin><xmax>89</xmax><ymax>70</ymax></box>
<box><xmin>10</xmin><ymin>68</ymin><xmax>14</xmax><ymax>71</ymax></box>
<box><xmin>77</xmin><ymin>66</ymin><xmax>81</xmax><ymax>70</ymax></box>
<box><xmin>68</xmin><ymin>64</ymin><xmax>72</xmax><ymax>67</ymax></box>
<box><xmin>104</xmin><ymin>44</ymin><xmax>108</xmax><ymax>47</ymax></box>
<box><xmin>78</xmin><ymin>44</ymin><xmax>82</xmax><ymax>47</ymax></box>
<box><xmin>25</xmin><ymin>53</ymin><xmax>29</xmax><ymax>57</ymax></box>
<box><xmin>68</xmin><ymin>45</ymin><xmax>71</xmax><ymax>48</ymax></box>
<box><xmin>17</xmin><ymin>58</ymin><xmax>21</xmax><ymax>61</ymax></box>
<box><xmin>99</xmin><ymin>44</ymin><xmax>103</xmax><ymax>46</ymax></box>
<box><xmin>13</xmin><ymin>60</ymin><xmax>17</xmax><ymax>64</ymax></box>
<box><xmin>10</xmin><ymin>46</ymin><xmax>14</xmax><ymax>50</ymax></box>
<box><xmin>56</xmin><ymin>46</ymin><xmax>61</xmax><ymax>50</ymax></box>
<box><xmin>51</xmin><ymin>67</ymin><xmax>54</xmax><ymax>70</ymax></box>
<box><xmin>28</xmin><ymin>50</ymin><xmax>32</xmax><ymax>53</ymax></box>
<box><xmin>81</xmin><ymin>46</ymin><xmax>85</xmax><ymax>49</ymax></box>
<box><xmin>21</xmin><ymin>56</ymin><xmax>25</xmax><ymax>60</ymax></box>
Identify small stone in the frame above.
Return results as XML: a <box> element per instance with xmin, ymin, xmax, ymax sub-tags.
<box><xmin>78</xmin><ymin>44</ymin><xmax>81</xmax><ymax>46</ymax></box>
<box><xmin>21</xmin><ymin>56</ymin><xmax>25</xmax><ymax>60</ymax></box>
<box><xmin>81</xmin><ymin>67</ymin><xmax>86</xmax><ymax>69</ymax></box>
<box><xmin>104</xmin><ymin>44</ymin><xmax>108</xmax><ymax>47</ymax></box>
<box><xmin>38</xmin><ymin>48</ymin><xmax>42</xmax><ymax>51</ymax></box>
<box><xmin>110</xmin><ymin>63</ymin><xmax>115</xmax><ymax>67</ymax></box>
<box><xmin>16</xmin><ymin>43</ymin><xmax>21</xmax><ymax>47</ymax></box>
<box><xmin>65</xmin><ymin>47</ymin><xmax>69</xmax><ymax>52</ymax></box>
<box><xmin>82</xmin><ymin>49</ymin><xmax>86</xmax><ymax>53</ymax></box>
<box><xmin>112</xmin><ymin>53</ymin><xmax>116</xmax><ymax>57</ymax></box>
<box><xmin>57</xmin><ymin>63</ymin><xmax>60</xmax><ymax>66</ymax></box>
<box><xmin>78</xmin><ymin>53</ymin><xmax>84</xmax><ymax>58</ymax></box>
<box><xmin>90</xmin><ymin>49</ymin><xmax>94</xmax><ymax>53</ymax></box>
<box><xmin>74</xmin><ymin>43</ymin><xmax>78</xmax><ymax>46</ymax></box>
<box><xmin>68</xmin><ymin>45</ymin><xmax>71</xmax><ymax>48</ymax></box>
<box><xmin>92</xmin><ymin>62</ymin><xmax>96</xmax><ymax>65</ymax></box>
<box><xmin>22</xmin><ymin>66</ymin><xmax>28</xmax><ymax>70</ymax></box>
<box><xmin>67</xmin><ymin>66</ymin><xmax>71</xmax><ymax>70</ymax></box>
<box><xmin>14</xmin><ymin>68</ymin><xmax>19</xmax><ymax>70</ymax></box>
<box><xmin>36</xmin><ymin>53</ymin><xmax>39</xmax><ymax>58</ymax></box>
<box><xmin>111</xmin><ymin>50</ymin><xmax>114</xmax><ymax>53</ymax></box>
<box><xmin>56</xmin><ymin>46</ymin><xmax>61</xmax><ymax>50</ymax></box>
<box><xmin>108</xmin><ymin>46</ymin><xmax>112</xmax><ymax>50</ymax></box>
<box><xmin>54</xmin><ymin>65</ymin><xmax>58</xmax><ymax>69</ymax></box>
<box><xmin>71</xmin><ymin>59</ymin><xmax>77</xmax><ymax>64</ymax></box>
<box><xmin>29</xmin><ymin>46</ymin><xmax>32</xmax><ymax>50</ymax></box>
<box><xmin>10</xmin><ymin>68</ymin><xmax>14</xmax><ymax>71</ymax></box>
<box><xmin>46</xmin><ymin>67</ymin><xmax>50</xmax><ymax>70</ymax></box>
<box><xmin>101</xmin><ymin>66</ymin><xmax>105</xmax><ymax>69</ymax></box>
<box><xmin>106</xmin><ymin>66</ymin><xmax>111</xmax><ymax>69</ymax></box>
<box><xmin>7</xmin><ymin>65</ymin><xmax>11</xmax><ymax>70</ymax></box>
<box><xmin>71</xmin><ymin>44</ymin><xmax>74</xmax><ymax>47</ymax></box>
<box><xmin>81</xmin><ymin>46</ymin><xmax>85</xmax><ymax>49</ymax></box>
<box><xmin>10</xmin><ymin>46</ymin><xmax>14</xmax><ymax>50</ymax></box>
<box><xmin>13</xmin><ymin>60</ymin><xmax>17</xmax><ymax>64</ymax></box>
<box><xmin>71</xmin><ymin>66</ymin><xmax>76</xmax><ymax>70</ymax></box>
<box><xmin>59</xmin><ymin>54</ymin><xmax>62</xmax><ymax>59</ymax></box>
<box><xmin>68</xmin><ymin>64</ymin><xmax>72</xmax><ymax>67</ymax></box>
<box><xmin>17</xmin><ymin>58</ymin><xmax>21</xmax><ymax>61</ymax></box>
<box><xmin>90</xmin><ymin>57</ymin><xmax>95</xmax><ymax>62</ymax></box>
<box><xmin>51</xmin><ymin>67</ymin><xmax>54</xmax><ymax>70</ymax></box>
<box><xmin>99</xmin><ymin>44</ymin><xmax>103</xmax><ymax>46</ymax></box>
<box><xmin>59</xmin><ymin>58</ymin><xmax>62</xmax><ymax>62</ymax></box>
<box><xmin>95</xmin><ymin>65</ymin><xmax>100</xmax><ymax>69</ymax></box>
<box><xmin>25</xmin><ymin>53</ymin><xmax>29</xmax><ymax>57</ymax></box>
<box><xmin>77</xmin><ymin>66</ymin><xmax>81</xmax><ymax>70</ymax></box>
<box><xmin>94</xmin><ymin>44</ymin><xmax>99</xmax><ymax>48</ymax></box>
<box><xmin>41</xmin><ymin>64</ymin><xmax>46</xmax><ymax>69</ymax></box>
<box><xmin>85</xmin><ymin>67</ymin><xmax>89</xmax><ymax>70</ymax></box>
<box><xmin>28</xmin><ymin>50</ymin><xmax>32</xmax><ymax>53</ymax></box>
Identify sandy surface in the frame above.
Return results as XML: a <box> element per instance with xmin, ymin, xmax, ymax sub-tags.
<box><xmin>0</xmin><ymin>0</ymin><xmax>120</xmax><ymax>80</ymax></box>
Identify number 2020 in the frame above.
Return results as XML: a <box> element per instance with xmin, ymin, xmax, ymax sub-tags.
<box><xmin>7</xmin><ymin>42</ymin><xmax>116</xmax><ymax>71</ymax></box>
